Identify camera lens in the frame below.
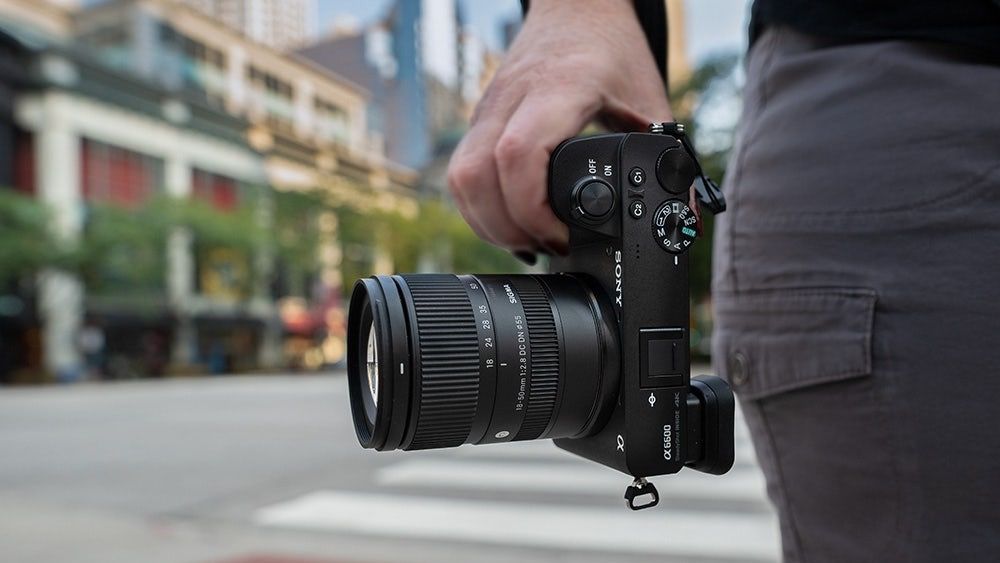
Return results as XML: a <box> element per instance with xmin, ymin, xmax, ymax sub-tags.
<box><xmin>347</xmin><ymin>274</ymin><xmax>620</xmax><ymax>451</ymax></box>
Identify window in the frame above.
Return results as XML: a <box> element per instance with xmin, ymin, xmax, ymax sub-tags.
<box><xmin>246</xmin><ymin>65</ymin><xmax>295</xmax><ymax>127</ymax></box>
<box><xmin>314</xmin><ymin>98</ymin><xmax>350</xmax><ymax>145</ymax></box>
<box><xmin>80</xmin><ymin>25</ymin><xmax>131</xmax><ymax>70</ymax></box>
<box><xmin>184</xmin><ymin>38</ymin><xmax>226</xmax><ymax>70</ymax></box>
<box><xmin>192</xmin><ymin>169</ymin><xmax>240</xmax><ymax>212</ymax></box>
<box><xmin>158</xmin><ymin>24</ymin><xmax>227</xmax><ymax>97</ymax></box>
<box><xmin>80</xmin><ymin>139</ymin><xmax>163</xmax><ymax>207</ymax></box>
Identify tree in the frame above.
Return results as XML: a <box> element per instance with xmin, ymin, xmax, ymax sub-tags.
<box><xmin>337</xmin><ymin>197</ymin><xmax>523</xmax><ymax>285</ymax></box>
<box><xmin>0</xmin><ymin>189</ymin><xmax>65</xmax><ymax>281</ymax></box>
<box><xmin>670</xmin><ymin>53</ymin><xmax>741</xmax><ymax>304</ymax></box>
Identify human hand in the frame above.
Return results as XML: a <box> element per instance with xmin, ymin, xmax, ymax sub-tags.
<box><xmin>447</xmin><ymin>0</ymin><xmax>671</xmax><ymax>255</ymax></box>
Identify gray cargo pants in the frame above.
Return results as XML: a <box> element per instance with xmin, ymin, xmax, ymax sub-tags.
<box><xmin>712</xmin><ymin>27</ymin><xmax>1000</xmax><ymax>562</ymax></box>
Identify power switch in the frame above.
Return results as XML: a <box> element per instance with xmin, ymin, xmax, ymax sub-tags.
<box><xmin>640</xmin><ymin>328</ymin><xmax>686</xmax><ymax>389</ymax></box>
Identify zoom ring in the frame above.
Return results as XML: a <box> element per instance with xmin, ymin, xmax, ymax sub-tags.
<box><xmin>403</xmin><ymin>275</ymin><xmax>480</xmax><ymax>449</ymax></box>
<box><xmin>513</xmin><ymin>277</ymin><xmax>560</xmax><ymax>441</ymax></box>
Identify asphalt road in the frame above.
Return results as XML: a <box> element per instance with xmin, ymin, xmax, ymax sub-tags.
<box><xmin>0</xmin><ymin>372</ymin><xmax>780</xmax><ymax>563</ymax></box>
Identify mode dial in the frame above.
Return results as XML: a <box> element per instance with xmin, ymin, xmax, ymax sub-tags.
<box><xmin>651</xmin><ymin>199</ymin><xmax>697</xmax><ymax>254</ymax></box>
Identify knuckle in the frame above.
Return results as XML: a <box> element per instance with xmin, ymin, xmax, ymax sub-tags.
<box><xmin>493</xmin><ymin>130</ymin><xmax>532</xmax><ymax>168</ymax></box>
<box><xmin>446</xmin><ymin>157</ymin><xmax>476</xmax><ymax>199</ymax></box>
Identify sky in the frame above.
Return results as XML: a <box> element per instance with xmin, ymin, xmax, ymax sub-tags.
<box><xmin>315</xmin><ymin>0</ymin><xmax>751</xmax><ymax>65</ymax></box>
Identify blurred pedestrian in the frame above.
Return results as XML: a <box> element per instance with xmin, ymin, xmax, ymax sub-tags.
<box><xmin>447</xmin><ymin>1</ymin><xmax>1000</xmax><ymax>561</ymax></box>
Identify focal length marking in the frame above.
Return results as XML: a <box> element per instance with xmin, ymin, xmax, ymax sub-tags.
<box><xmin>472</xmin><ymin>275</ymin><xmax>531</xmax><ymax>444</ymax></box>
<box><xmin>460</xmin><ymin>275</ymin><xmax>499</xmax><ymax>444</ymax></box>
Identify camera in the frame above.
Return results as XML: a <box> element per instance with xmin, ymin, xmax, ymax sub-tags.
<box><xmin>347</xmin><ymin>123</ymin><xmax>734</xmax><ymax>510</ymax></box>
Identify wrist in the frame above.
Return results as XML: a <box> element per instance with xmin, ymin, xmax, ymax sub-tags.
<box><xmin>529</xmin><ymin>0</ymin><xmax>634</xmax><ymax>17</ymax></box>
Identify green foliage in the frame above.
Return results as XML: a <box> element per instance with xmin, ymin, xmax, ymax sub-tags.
<box><xmin>4</xmin><ymin>181</ymin><xmax>521</xmax><ymax>304</ymax></box>
<box><xmin>670</xmin><ymin>53</ymin><xmax>741</xmax><ymax>303</ymax></box>
<box><xmin>443</xmin><ymin>204</ymin><xmax>524</xmax><ymax>274</ymax></box>
<box><xmin>78</xmin><ymin>196</ymin><xmax>266</xmax><ymax>296</ymax></box>
<box><xmin>78</xmin><ymin>203</ymin><xmax>169</xmax><ymax>294</ymax></box>
<box><xmin>338</xmin><ymin>198</ymin><xmax>522</xmax><ymax>285</ymax></box>
<box><xmin>670</xmin><ymin>53</ymin><xmax>741</xmax><ymax>107</ymax></box>
<box><xmin>270</xmin><ymin>189</ymin><xmax>325</xmax><ymax>296</ymax></box>
<box><xmin>0</xmin><ymin>189</ymin><xmax>66</xmax><ymax>280</ymax></box>
<box><xmin>163</xmin><ymin>195</ymin><xmax>265</xmax><ymax>251</ymax></box>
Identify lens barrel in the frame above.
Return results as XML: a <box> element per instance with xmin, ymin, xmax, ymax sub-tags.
<box><xmin>347</xmin><ymin>274</ymin><xmax>619</xmax><ymax>451</ymax></box>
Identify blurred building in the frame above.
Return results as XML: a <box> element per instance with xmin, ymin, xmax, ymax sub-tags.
<box><xmin>666</xmin><ymin>0</ymin><xmax>692</xmax><ymax>89</ymax></box>
<box><xmin>177</xmin><ymin>0</ymin><xmax>315</xmax><ymax>51</ymax></box>
<box><xmin>0</xmin><ymin>0</ymin><xmax>417</xmax><ymax>381</ymax></box>
<box><xmin>299</xmin><ymin>0</ymin><xmax>493</xmax><ymax>173</ymax></box>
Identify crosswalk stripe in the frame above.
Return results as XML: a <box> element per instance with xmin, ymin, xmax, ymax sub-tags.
<box><xmin>376</xmin><ymin>459</ymin><xmax>769</xmax><ymax>505</ymax></box>
<box><xmin>254</xmin><ymin>490</ymin><xmax>781</xmax><ymax>561</ymax></box>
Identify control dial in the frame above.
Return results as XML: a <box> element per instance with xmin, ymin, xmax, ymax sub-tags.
<box><xmin>651</xmin><ymin>199</ymin><xmax>697</xmax><ymax>254</ymax></box>
<box><xmin>656</xmin><ymin>148</ymin><xmax>697</xmax><ymax>195</ymax></box>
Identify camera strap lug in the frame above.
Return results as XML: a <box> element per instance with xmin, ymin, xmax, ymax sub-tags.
<box><xmin>624</xmin><ymin>477</ymin><xmax>660</xmax><ymax>511</ymax></box>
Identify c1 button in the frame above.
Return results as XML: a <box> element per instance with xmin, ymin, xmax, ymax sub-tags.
<box><xmin>629</xmin><ymin>200</ymin><xmax>645</xmax><ymax>219</ymax></box>
<box><xmin>628</xmin><ymin>167</ymin><xmax>646</xmax><ymax>187</ymax></box>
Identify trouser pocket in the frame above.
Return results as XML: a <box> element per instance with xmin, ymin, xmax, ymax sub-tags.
<box><xmin>713</xmin><ymin>288</ymin><xmax>900</xmax><ymax>563</ymax></box>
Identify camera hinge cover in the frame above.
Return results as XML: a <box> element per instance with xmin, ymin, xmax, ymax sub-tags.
<box><xmin>624</xmin><ymin>477</ymin><xmax>660</xmax><ymax>511</ymax></box>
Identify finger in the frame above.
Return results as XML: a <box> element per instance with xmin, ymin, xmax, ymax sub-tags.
<box><xmin>494</xmin><ymin>90</ymin><xmax>602</xmax><ymax>253</ymax></box>
<box><xmin>598</xmin><ymin>84</ymin><xmax>673</xmax><ymax>132</ymax></box>
<box><xmin>448</xmin><ymin>116</ymin><xmax>537</xmax><ymax>251</ymax></box>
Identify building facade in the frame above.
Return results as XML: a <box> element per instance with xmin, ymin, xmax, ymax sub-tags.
<box><xmin>299</xmin><ymin>0</ymin><xmax>478</xmax><ymax>172</ymax></box>
<box><xmin>0</xmin><ymin>0</ymin><xmax>417</xmax><ymax>381</ymax></box>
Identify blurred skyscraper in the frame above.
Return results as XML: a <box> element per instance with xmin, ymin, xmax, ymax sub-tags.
<box><xmin>179</xmin><ymin>0</ymin><xmax>316</xmax><ymax>50</ymax></box>
<box><xmin>300</xmin><ymin>0</ymin><xmax>491</xmax><ymax>172</ymax></box>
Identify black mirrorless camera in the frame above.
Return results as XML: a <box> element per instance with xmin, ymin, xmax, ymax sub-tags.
<box><xmin>347</xmin><ymin>123</ymin><xmax>733</xmax><ymax>510</ymax></box>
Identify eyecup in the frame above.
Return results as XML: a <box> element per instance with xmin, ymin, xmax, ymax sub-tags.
<box><xmin>688</xmin><ymin>375</ymin><xmax>735</xmax><ymax>475</ymax></box>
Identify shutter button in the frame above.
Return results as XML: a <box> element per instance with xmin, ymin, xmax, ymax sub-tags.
<box><xmin>729</xmin><ymin>351</ymin><xmax>750</xmax><ymax>386</ymax></box>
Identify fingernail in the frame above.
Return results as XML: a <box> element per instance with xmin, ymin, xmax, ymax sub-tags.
<box><xmin>513</xmin><ymin>251</ymin><xmax>537</xmax><ymax>266</ymax></box>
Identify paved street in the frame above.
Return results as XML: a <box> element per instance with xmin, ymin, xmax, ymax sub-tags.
<box><xmin>0</xmin><ymin>372</ymin><xmax>779</xmax><ymax>563</ymax></box>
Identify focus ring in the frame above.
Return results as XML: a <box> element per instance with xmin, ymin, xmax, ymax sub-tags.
<box><xmin>402</xmin><ymin>275</ymin><xmax>480</xmax><ymax>449</ymax></box>
<box><xmin>513</xmin><ymin>277</ymin><xmax>560</xmax><ymax>441</ymax></box>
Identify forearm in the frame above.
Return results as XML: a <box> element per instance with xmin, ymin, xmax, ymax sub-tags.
<box><xmin>520</xmin><ymin>0</ymin><xmax>669</xmax><ymax>84</ymax></box>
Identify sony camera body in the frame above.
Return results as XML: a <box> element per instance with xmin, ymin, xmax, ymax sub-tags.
<box><xmin>546</xmin><ymin>126</ymin><xmax>734</xmax><ymax>486</ymax></box>
<box><xmin>345</xmin><ymin>123</ymin><xmax>733</xmax><ymax>510</ymax></box>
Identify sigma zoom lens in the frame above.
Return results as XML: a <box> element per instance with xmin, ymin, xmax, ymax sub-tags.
<box><xmin>347</xmin><ymin>274</ymin><xmax>620</xmax><ymax>451</ymax></box>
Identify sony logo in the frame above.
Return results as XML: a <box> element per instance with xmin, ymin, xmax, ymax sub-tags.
<box><xmin>613</xmin><ymin>250</ymin><xmax>623</xmax><ymax>307</ymax></box>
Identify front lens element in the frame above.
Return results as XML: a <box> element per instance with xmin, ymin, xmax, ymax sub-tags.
<box><xmin>366</xmin><ymin>325</ymin><xmax>378</xmax><ymax>401</ymax></box>
<box><xmin>347</xmin><ymin>274</ymin><xmax>619</xmax><ymax>452</ymax></box>
<box><xmin>364</xmin><ymin>322</ymin><xmax>378</xmax><ymax>425</ymax></box>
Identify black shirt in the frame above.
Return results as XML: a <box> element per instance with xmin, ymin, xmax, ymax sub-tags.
<box><xmin>751</xmin><ymin>0</ymin><xmax>1000</xmax><ymax>58</ymax></box>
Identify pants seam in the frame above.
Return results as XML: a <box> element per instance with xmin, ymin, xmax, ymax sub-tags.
<box><xmin>758</xmin><ymin>404</ymin><xmax>806</xmax><ymax>561</ymax></box>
